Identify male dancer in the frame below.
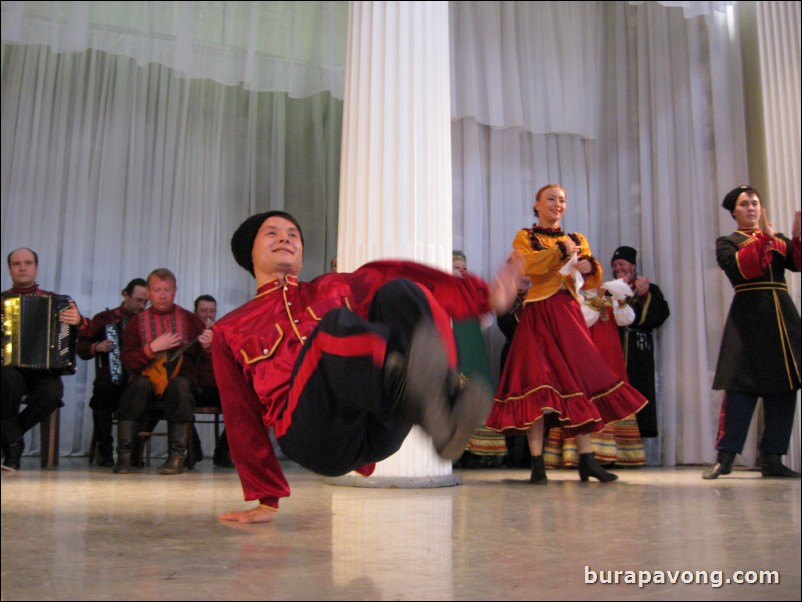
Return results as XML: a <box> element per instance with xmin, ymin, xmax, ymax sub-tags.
<box><xmin>213</xmin><ymin>211</ymin><xmax>521</xmax><ymax>523</ymax></box>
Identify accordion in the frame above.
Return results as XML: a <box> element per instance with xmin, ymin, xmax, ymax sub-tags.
<box><xmin>104</xmin><ymin>322</ymin><xmax>124</xmax><ymax>385</ymax></box>
<box><xmin>2</xmin><ymin>294</ymin><xmax>78</xmax><ymax>374</ymax></box>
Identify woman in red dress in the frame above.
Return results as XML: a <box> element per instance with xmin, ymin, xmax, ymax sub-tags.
<box><xmin>486</xmin><ymin>184</ymin><xmax>647</xmax><ymax>483</ymax></box>
<box><xmin>544</xmin><ymin>283</ymin><xmax>646</xmax><ymax>469</ymax></box>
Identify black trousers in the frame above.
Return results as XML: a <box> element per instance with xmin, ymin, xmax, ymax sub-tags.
<box><xmin>1</xmin><ymin>365</ymin><xmax>63</xmax><ymax>442</ymax></box>
<box><xmin>116</xmin><ymin>375</ymin><xmax>198</xmax><ymax>423</ymax></box>
<box><xmin>196</xmin><ymin>385</ymin><xmax>228</xmax><ymax>454</ymax></box>
<box><xmin>277</xmin><ymin>279</ymin><xmax>443</xmax><ymax>477</ymax></box>
<box><xmin>89</xmin><ymin>380</ymin><xmax>127</xmax><ymax>412</ymax></box>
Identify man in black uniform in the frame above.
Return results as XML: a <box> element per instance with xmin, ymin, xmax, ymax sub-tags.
<box><xmin>610</xmin><ymin>246</ymin><xmax>670</xmax><ymax>439</ymax></box>
<box><xmin>703</xmin><ymin>186</ymin><xmax>800</xmax><ymax>479</ymax></box>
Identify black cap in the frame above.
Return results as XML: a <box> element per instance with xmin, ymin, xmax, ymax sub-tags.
<box><xmin>611</xmin><ymin>246</ymin><xmax>637</xmax><ymax>266</ymax></box>
<box><xmin>722</xmin><ymin>185</ymin><xmax>758</xmax><ymax>214</ymax></box>
<box><xmin>231</xmin><ymin>211</ymin><xmax>304</xmax><ymax>277</ymax></box>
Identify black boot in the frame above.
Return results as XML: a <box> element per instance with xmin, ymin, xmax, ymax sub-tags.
<box><xmin>701</xmin><ymin>450</ymin><xmax>735</xmax><ymax>480</ymax></box>
<box><xmin>184</xmin><ymin>425</ymin><xmax>204</xmax><ymax>467</ymax></box>
<box><xmin>133</xmin><ymin>416</ymin><xmax>158</xmax><ymax>468</ymax></box>
<box><xmin>760</xmin><ymin>454</ymin><xmax>801</xmax><ymax>478</ymax></box>
<box><xmin>579</xmin><ymin>452</ymin><xmax>618</xmax><ymax>482</ymax></box>
<box><xmin>131</xmin><ymin>432</ymin><xmax>145</xmax><ymax>468</ymax></box>
<box><xmin>530</xmin><ymin>455</ymin><xmax>547</xmax><ymax>484</ymax></box>
<box><xmin>113</xmin><ymin>420</ymin><xmax>137</xmax><ymax>474</ymax></box>
<box><xmin>92</xmin><ymin>410</ymin><xmax>115</xmax><ymax>467</ymax></box>
<box><xmin>158</xmin><ymin>421</ymin><xmax>189</xmax><ymax>475</ymax></box>
<box><xmin>399</xmin><ymin>324</ymin><xmax>492</xmax><ymax>460</ymax></box>
<box><xmin>192</xmin><ymin>425</ymin><xmax>204</xmax><ymax>462</ymax></box>
<box><xmin>2</xmin><ymin>418</ymin><xmax>25</xmax><ymax>470</ymax></box>
<box><xmin>444</xmin><ymin>379</ymin><xmax>493</xmax><ymax>462</ymax></box>
<box><xmin>213</xmin><ymin>429</ymin><xmax>235</xmax><ymax>468</ymax></box>
<box><xmin>3</xmin><ymin>439</ymin><xmax>25</xmax><ymax>470</ymax></box>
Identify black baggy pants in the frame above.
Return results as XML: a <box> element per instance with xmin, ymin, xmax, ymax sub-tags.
<box><xmin>277</xmin><ymin>278</ymin><xmax>449</xmax><ymax>477</ymax></box>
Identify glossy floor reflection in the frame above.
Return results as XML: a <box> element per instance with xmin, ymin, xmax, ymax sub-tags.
<box><xmin>1</xmin><ymin>458</ymin><xmax>800</xmax><ymax>601</ymax></box>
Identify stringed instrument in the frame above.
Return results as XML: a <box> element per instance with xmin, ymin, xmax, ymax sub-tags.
<box><xmin>140</xmin><ymin>322</ymin><xmax>212</xmax><ymax>396</ymax></box>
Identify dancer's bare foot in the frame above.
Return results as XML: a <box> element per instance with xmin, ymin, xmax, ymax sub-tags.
<box><xmin>218</xmin><ymin>505</ymin><xmax>277</xmax><ymax>524</ymax></box>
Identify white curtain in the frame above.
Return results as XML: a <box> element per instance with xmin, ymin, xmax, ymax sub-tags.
<box><xmin>1</xmin><ymin>31</ymin><xmax>344</xmax><ymax>456</ymax></box>
<box><xmin>450</xmin><ymin>1</ymin><xmax>602</xmax><ymax>139</ymax></box>
<box><xmin>1</xmin><ymin>0</ymin><xmax>348</xmax><ymax>98</ymax></box>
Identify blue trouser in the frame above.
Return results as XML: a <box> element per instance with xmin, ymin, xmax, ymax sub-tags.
<box><xmin>716</xmin><ymin>390</ymin><xmax>797</xmax><ymax>455</ymax></box>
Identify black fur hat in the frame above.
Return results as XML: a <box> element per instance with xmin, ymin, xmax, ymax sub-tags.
<box><xmin>611</xmin><ymin>246</ymin><xmax>637</xmax><ymax>266</ymax></box>
<box><xmin>231</xmin><ymin>211</ymin><xmax>304</xmax><ymax>277</ymax></box>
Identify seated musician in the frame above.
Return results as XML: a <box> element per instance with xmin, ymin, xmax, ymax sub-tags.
<box><xmin>193</xmin><ymin>294</ymin><xmax>234</xmax><ymax>468</ymax></box>
<box><xmin>115</xmin><ymin>268</ymin><xmax>212</xmax><ymax>475</ymax></box>
<box><xmin>76</xmin><ymin>278</ymin><xmax>149</xmax><ymax>467</ymax></box>
<box><xmin>1</xmin><ymin>247</ymin><xmax>87</xmax><ymax>470</ymax></box>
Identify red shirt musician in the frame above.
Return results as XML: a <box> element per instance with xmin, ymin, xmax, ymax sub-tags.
<box><xmin>115</xmin><ymin>268</ymin><xmax>212</xmax><ymax>476</ymax></box>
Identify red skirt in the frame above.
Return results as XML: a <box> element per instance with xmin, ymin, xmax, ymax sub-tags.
<box><xmin>486</xmin><ymin>291</ymin><xmax>647</xmax><ymax>436</ymax></box>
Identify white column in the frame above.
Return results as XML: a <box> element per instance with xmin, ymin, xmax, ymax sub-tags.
<box><xmin>333</xmin><ymin>0</ymin><xmax>457</xmax><ymax>485</ymax></box>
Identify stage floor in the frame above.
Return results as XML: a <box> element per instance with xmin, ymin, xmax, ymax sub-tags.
<box><xmin>2</xmin><ymin>459</ymin><xmax>800</xmax><ymax>601</ymax></box>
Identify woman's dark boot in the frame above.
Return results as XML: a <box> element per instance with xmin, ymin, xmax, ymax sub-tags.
<box><xmin>530</xmin><ymin>455</ymin><xmax>547</xmax><ymax>484</ymax></box>
<box><xmin>701</xmin><ymin>450</ymin><xmax>735</xmax><ymax>480</ymax></box>
<box><xmin>579</xmin><ymin>452</ymin><xmax>618</xmax><ymax>482</ymax></box>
